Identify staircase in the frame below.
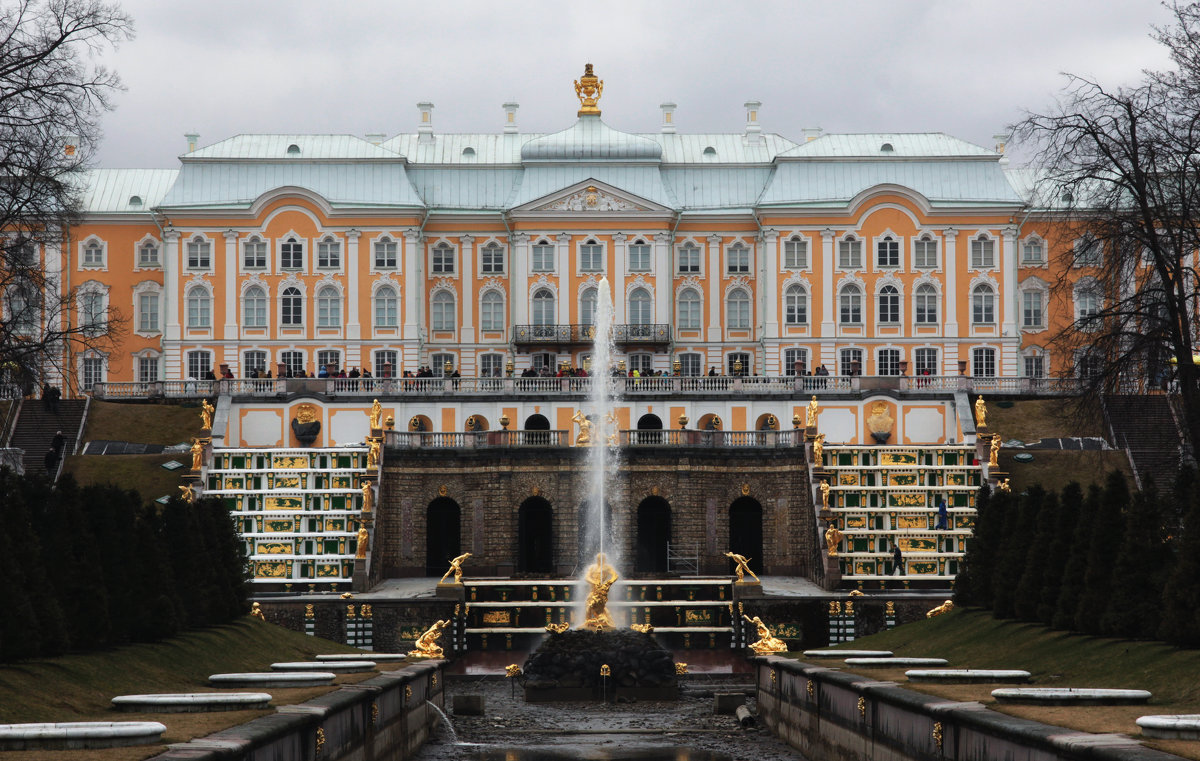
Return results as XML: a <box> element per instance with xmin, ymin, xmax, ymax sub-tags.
<box><xmin>1104</xmin><ymin>395</ymin><xmax>1182</xmax><ymax>489</ymax></box>
<box><xmin>8</xmin><ymin>399</ymin><xmax>88</xmax><ymax>478</ymax></box>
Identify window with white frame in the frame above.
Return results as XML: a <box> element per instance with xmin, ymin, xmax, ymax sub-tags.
<box><xmin>876</xmin><ymin>235</ymin><xmax>899</xmax><ymax>268</ymax></box>
<box><xmin>915</xmin><ymin>284</ymin><xmax>938</xmax><ymax>324</ymax></box>
<box><xmin>317</xmin><ymin>350</ymin><xmax>340</xmax><ymax>372</ymax></box>
<box><xmin>838</xmin><ymin>236</ymin><xmax>862</xmax><ymax>269</ymax></box>
<box><xmin>138</xmin><ymin>240</ymin><xmax>159</xmax><ymax>267</ymax></box>
<box><xmin>677</xmin><ymin>288</ymin><xmax>701</xmax><ymax>329</ymax></box>
<box><xmin>187</xmin><ymin>237</ymin><xmax>211</xmax><ymax>269</ymax></box>
<box><xmin>972</xmin><ymin>283</ymin><xmax>995</xmax><ymax>324</ymax></box>
<box><xmin>1022</xmin><ymin>238</ymin><xmax>1044</xmax><ymax>265</ymax></box>
<box><xmin>877</xmin><ymin>285</ymin><xmax>900</xmax><ymax>324</ymax></box>
<box><xmin>531</xmin><ymin>352</ymin><xmax>556</xmax><ymax>372</ymax></box>
<box><xmin>679</xmin><ymin>352</ymin><xmax>702</xmax><ymax>376</ymax></box>
<box><xmin>431</xmin><ymin>353</ymin><xmax>455</xmax><ymax>377</ymax></box>
<box><xmin>281</xmin><ymin>236</ymin><xmax>304</xmax><ymax>270</ymax></box>
<box><xmin>317</xmin><ymin>286</ymin><xmax>341</xmax><ymax>327</ymax></box>
<box><xmin>914</xmin><ymin>235</ymin><xmax>938</xmax><ymax>269</ymax></box>
<box><xmin>784</xmin><ymin>236</ymin><xmax>808</xmax><ymax>269</ymax></box>
<box><xmin>83</xmin><ymin>239</ymin><xmax>104</xmax><ymax>267</ymax></box>
<box><xmin>972</xmin><ymin>347</ymin><xmax>997</xmax><ymax>377</ymax></box>
<box><xmin>243</xmin><ymin>285</ymin><xmax>267</xmax><ymax>328</ymax></box>
<box><xmin>784</xmin><ymin>348</ymin><xmax>808</xmax><ymax>375</ymax></box>
<box><xmin>477</xmin><ymin>353</ymin><xmax>501</xmax><ymax>378</ymax></box>
<box><xmin>580</xmin><ymin>240</ymin><xmax>603</xmax><ymax>272</ymax></box>
<box><xmin>480</xmin><ymin>290</ymin><xmax>504</xmax><ymax>331</ymax></box>
<box><xmin>317</xmin><ymin>237</ymin><xmax>341</xmax><ymax>268</ymax></box>
<box><xmin>677</xmin><ymin>244</ymin><xmax>700</xmax><ymax>273</ymax></box>
<box><xmin>877</xmin><ymin>348</ymin><xmax>901</xmax><ymax>376</ymax></box>
<box><xmin>784</xmin><ymin>284</ymin><xmax>807</xmax><ymax>325</ymax></box>
<box><xmin>137</xmin><ymin>355</ymin><xmax>159</xmax><ymax>383</ymax></box>
<box><xmin>1022</xmin><ymin>290</ymin><xmax>1044</xmax><ymax>328</ymax></box>
<box><xmin>581</xmin><ymin>287</ymin><xmax>597</xmax><ymax>326</ymax></box>
<box><xmin>375</xmin><ymin>285</ymin><xmax>398</xmax><ymax>327</ymax></box>
<box><xmin>629</xmin><ymin>353</ymin><xmax>653</xmax><ymax>375</ymax></box>
<box><xmin>839</xmin><ymin>284</ymin><xmax>862</xmax><ymax>324</ymax></box>
<box><xmin>185</xmin><ymin>286</ymin><xmax>209</xmax><ymax>329</ymax></box>
<box><xmin>281</xmin><ymin>350</ymin><xmax>305</xmax><ymax>376</ymax></box>
<box><xmin>137</xmin><ymin>291</ymin><xmax>159</xmax><ymax>333</ymax></box>
<box><xmin>432</xmin><ymin>243</ymin><xmax>455</xmax><ymax>274</ymax></box>
<box><xmin>726</xmin><ymin>243</ymin><xmax>750</xmax><ymax>274</ymax></box>
<box><xmin>839</xmin><ymin>348</ymin><xmax>863</xmax><ymax>376</ymax></box>
<box><xmin>1075</xmin><ymin>234</ymin><xmax>1103</xmax><ymax>267</ymax></box>
<box><xmin>481</xmin><ymin>242</ymin><xmax>505</xmax><ymax>274</ymax></box>
<box><xmin>628</xmin><ymin>241</ymin><xmax>651</xmax><ymax>272</ymax></box>
<box><xmin>7</xmin><ymin>285</ymin><xmax>36</xmax><ymax>334</ymax></box>
<box><xmin>244</xmin><ymin>350</ymin><xmax>267</xmax><ymax>376</ymax></box>
<box><xmin>432</xmin><ymin>291</ymin><xmax>456</xmax><ymax>331</ymax></box>
<box><xmin>374</xmin><ymin>237</ymin><xmax>397</xmax><ymax>269</ymax></box>
<box><xmin>374</xmin><ymin>350</ymin><xmax>397</xmax><ymax>378</ymax></box>
<box><xmin>532</xmin><ymin>241</ymin><xmax>555</xmax><ymax>272</ymax></box>
<box><xmin>628</xmin><ymin>288</ymin><xmax>652</xmax><ymax>325</ymax></box>
<box><xmin>281</xmin><ymin>286</ymin><xmax>302</xmax><ymax>326</ymax></box>
<box><xmin>532</xmin><ymin>288</ymin><xmax>555</xmax><ymax>326</ymax></box>
<box><xmin>970</xmin><ymin>235</ymin><xmax>994</xmax><ymax>268</ymax></box>
<box><xmin>915</xmin><ymin>347</ymin><xmax>938</xmax><ymax>376</ymax></box>
<box><xmin>727</xmin><ymin>352</ymin><xmax>751</xmax><ymax>376</ymax></box>
<box><xmin>1024</xmin><ymin>352</ymin><xmax>1046</xmax><ymax>378</ymax></box>
<box><xmin>1076</xmin><ymin>287</ymin><xmax>1102</xmax><ymax>329</ymax></box>
<box><xmin>82</xmin><ymin>355</ymin><xmax>104</xmax><ymax>389</ymax></box>
<box><xmin>726</xmin><ymin>288</ymin><xmax>751</xmax><ymax>329</ymax></box>
<box><xmin>186</xmin><ymin>350</ymin><xmax>211</xmax><ymax>380</ymax></box>
<box><xmin>244</xmin><ymin>236</ymin><xmax>267</xmax><ymax>269</ymax></box>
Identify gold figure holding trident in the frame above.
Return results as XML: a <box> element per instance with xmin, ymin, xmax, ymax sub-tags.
<box><xmin>409</xmin><ymin>619</ymin><xmax>449</xmax><ymax>659</ymax></box>
<box><xmin>724</xmin><ymin>551</ymin><xmax>760</xmax><ymax>583</ymax></box>
<box><xmin>572</xmin><ymin>410</ymin><xmax>594</xmax><ymax>447</ymax></box>
<box><xmin>439</xmin><ymin>552</ymin><xmax>472</xmax><ymax>584</ymax></box>
<box><xmin>200</xmin><ymin>399</ymin><xmax>214</xmax><ymax>431</ymax></box>
<box><xmin>583</xmin><ymin>552</ymin><xmax>619</xmax><ymax>630</ymax></box>
<box><xmin>369</xmin><ymin>399</ymin><xmax>383</xmax><ymax>431</ymax></box>
<box><xmin>742</xmin><ymin>614</ymin><xmax>788</xmax><ymax>654</ymax></box>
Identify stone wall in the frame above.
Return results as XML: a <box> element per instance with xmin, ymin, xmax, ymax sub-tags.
<box><xmin>754</xmin><ymin>656</ymin><xmax>1181</xmax><ymax>761</ymax></box>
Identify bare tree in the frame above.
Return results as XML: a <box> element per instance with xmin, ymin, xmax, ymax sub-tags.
<box><xmin>1013</xmin><ymin>2</ymin><xmax>1200</xmax><ymax>452</ymax></box>
<box><xmin>0</xmin><ymin>0</ymin><xmax>133</xmax><ymax>395</ymax></box>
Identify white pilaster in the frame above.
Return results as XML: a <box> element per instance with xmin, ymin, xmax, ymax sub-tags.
<box><xmin>1001</xmin><ymin>226</ymin><xmax>1019</xmax><ymax>375</ymax></box>
<box><xmin>222</xmin><ymin>230</ymin><xmax>238</xmax><ymax>342</ymax></box>
<box><xmin>512</xmin><ymin>233</ymin><xmax>530</xmax><ymax>327</ymax></box>
<box><xmin>346</xmin><ymin>229</ymin><xmax>361</xmax><ymax>341</ymax></box>
<box><xmin>164</xmin><ymin>229</ymin><xmax>181</xmax><ymax>341</ymax></box>
<box><xmin>763</xmin><ymin>229</ymin><xmax>779</xmax><ymax>337</ymax></box>
<box><xmin>403</xmin><ymin>228</ymin><xmax>422</xmax><ymax>340</ymax></box>
<box><xmin>612</xmin><ymin>233</ymin><xmax>627</xmax><ymax>324</ymax></box>
<box><xmin>556</xmin><ymin>233</ymin><xmax>571</xmax><ymax>319</ymax></box>
<box><xmin>943</xmin><ymin>228</ymin><xmax>959</xmax><ymax>375</ymax></box>
<box><xmin>654</xmin><ymin>232</ymin><xmax>671</xmax><ymax>333</ymax></box>
<box><xmin>460</xmin><ymin>234</ymin><xmax>475</xmax><ymax>342</ymax></box>
<box><xmin>42</xmin><ymin>230</ymin><xmax>64</xmax><ymax>386</ymax></box>
<box><xmin>706</xmin><ymin>234</ymin><xmax>722</xmax><ymax>341</ymax></box>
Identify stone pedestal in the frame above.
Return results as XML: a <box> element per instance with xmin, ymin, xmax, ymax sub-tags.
<box><xmin>436</xmin><ymin>583</ymin><xmax>466</xmax><ymax>601</ymax></box>
<box><xmin>353</xmin><ymin>567</ymin><xmax>368</xmax><ymax>593</ymax></box>
<box><xmin>822</xmin><ymin>554</ymin><xmax>842</xmax><ymax>591</ymax></box>
<box><xmin>733</xmin><ymin>580</ymin><xmax>763</xmax><ymax>598</ymax></box>
<box><xmin>805</xmin><ymin>426</ymin><xmax>817</xmax><ymax>442</ymax></box>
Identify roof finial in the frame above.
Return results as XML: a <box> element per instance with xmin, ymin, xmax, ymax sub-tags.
<box><xmin>574</xmin><ymin>63</ymin><xmax>603</xmax><ymax>117</ymax></box>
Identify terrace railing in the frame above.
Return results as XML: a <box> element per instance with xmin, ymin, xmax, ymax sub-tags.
<box><xmin>384</xmin><ymin>428</ymin><xmax>802</xmax><ymax>449</ymax></box>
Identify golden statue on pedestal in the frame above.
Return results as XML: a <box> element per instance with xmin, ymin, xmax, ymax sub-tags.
<box><xmin>812</xmin><ymin>433</ymin><xmax>825</xmax><ymax>463</ymax></box>
<box><xmin>360</xmin><ymin>481</ymin><xmax>374</xmax><ymax>514</ymax></box>
<box><xmin>989</xmin><ymin>433</ymin><xmax>1001</xmax><ymax>467</ymax></box>
<box><xmin>200</xmin><ymin>399</ymin><xmax>214</xmax><ymax>431</ymax></box>
<box><xmin>439</xmin><ymin>552</ymin><xmax>472</xmax><ymax>584</ymax></box>
<box><xmin>975</xmin><ymin>395</ymin><xmax>987</xmax><ymax>428</ymax></box>
<box><xmin>742</xmin><ymin>614</ymin><xmax>788</xmax><ymax>654</ymax></box>
<box><xmin>574</xmin><ymin>63</ymin><xmax>603</xmax><ymax>116</ymax></box>
<box><xmin>820</xmin><ymin>479</ymin><xmax>831</xmax><ymax>509</ymax></box>
<box><xmin>572</xmin><ymin>410</ymin><xmax>593</xmax><ymax>447</ymax></box>
<box><xmin>367</xmin><ymin>437</ymin><xmax>381</xmax><ymax>468</ymax></box>
<box><xmin>724</xmin><ymin>551</ymin><xmax>760</xmax><ymax>583</ymax></box>
<box><xmin>369</xmin><ymin>399</ymin><xmax>383</xmax><ymax>431</ymax></box>
<box><xmin>583</xmin><ymin>552</ymin><xmax>618</xmax><ymax>630</ymax></box>
<box><xmin>355</xmin><ymin>526</ymin><xmax>369</xmax><ymax>559</ymax></box>
<box><xmin>190</xmin><ymin>438</ymin><xmax>205</xmax><ymax>471</ymax></box>
<box><xmin>409</xmin><ymin>619</ymin><xmax>449</xmax><ymax>659</ymax></box>
<box><xmin>824</xmin><ymin>521</ymin><xmax>843</xmax><ymax>557</ymax></box>
<box><xmin>807</xmin><ymin>395</ymin><xmax>819</xmax><ymax>428</ymax></box>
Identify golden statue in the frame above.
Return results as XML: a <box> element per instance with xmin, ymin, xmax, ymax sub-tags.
<box><xmin>631</xmin><ymin>623</ymin><xmax>654</xmax><ymax>633</ymax></box>
<box><xmin>573</xmin><ymin>62</ymin><xmax>603</xmax><ymax>116</ymax></box>
<box><xmin>190</xmin><ymin>438</ymin><xmax>205</xmax><ymax>471</ymax></box>
<box><xmin>819</xmin><ymin>479</ymin><xmax>831</xmax><ymax>509</ymax></box>
<box><xmin>439</xmin><ymin>552</ymin><xmax>472</xmax><ymax>584</ymax></box>
<box><xmin>605</xmin><ymin>410</ymin><xmax>619</xmax><ymax>447</ymax></box>
<box><xmin>989</xmin><ymin>433</ymin><xmax>1001</xmax><ymax>467</ymax></box>
<box><xmin>545</xmin><ymin>622</ymin><xmax>569</xmax><ymax>634</ymax></box>
<box><xmin>367</xmin><ymin>437</ymin><xmax>381</xmax><ymax>468</ymax></box>
<box><xmin>178</xmin><ymin>483</ymin><xmax>197</xmax><ymax>503</ymax></box>
<box><xmin>505</xmin><ymin>664</ymin><xmax>523</xmax><ymax>678</ymax></box>
<box><xmin>975</xmin><ymin>395</ymin><xmax>987</xmax><ymax>428</ymax></box>
<box><xmin>742</xmin><ymin>614</ymin><xmax>787</xmax><ymax>654</ymax></box>
<box><xmin>360</xmin><ymin>481</ymin><xmax>374</xmax><ymax>514</ymax></box>
<box><xmin>250</xmin><ymin>602</ymin><xmax>265</xmax><ymax>620</ymax></box>
<box><xmin>410</xmin><ymin>619</ymin><xmax>449</xmax><ymax>659</ymax></box>
<box><xmin>926</xmin><ymin>599</ymin><xmax>954</xmax><ymax>618</ymax></box>
<box><xmin>355</xmin><ymin>526</ymin><xmax>369</xmax><ymax>559</ymax></box>
<box><xmin>384</xmin><ymin>415</ymin><xmax>395</xmax><ymax>431</ymax></box>
<box><xmin>369</xmin><ymin>399</ymin><xmax>383</xmax><ymax>431</ymax></box>
<box><xmin>998</xmin><ymin>478</ymin><xmax>1011</xmax><ymax>493</ymax></box>
<box><xmin>583</xmin><ymin>552</ymin><xmax>619</xmax><ymax>629</ymax></box>
<box><xmin>848</xmin><ymin>589</ymin><xmax>864</xmax><ymax>597</ymax></box>
<box><xmin>806</xmin><ymin>395</ymin><xmax>819</xmax><ymax>428</ymax></box>
<box><xmin>824</xmin><ymin>521</ymin><xmax>843</xmax><ymax>557</ymax></box>
<box><xmin>200</xmin><ymin>399</ymin><xmax>214</xmax><ymax>430</ymax></box>
<box><xmin>675</xmin><ymin>662</ymin><xmax>689</xmax><ymax>675</ymax></box>
<box><xmin>812</xmin><ymin>433</ymin><xmax>825</xmax><ymax>463</ymax></box>
<box><xmin>867</xmin><ymin>401</ymin><xmax>895</xmax><ymax>439</ymax></box>
<box><xmin>572</xmin><ymin>410</ymin><xmax>593</xmax><ymax>447</ymax></box>
<box><xmin>723</xmin><ymin>551</ymin><xmax>760</xmax><ymax>583</ymax></box>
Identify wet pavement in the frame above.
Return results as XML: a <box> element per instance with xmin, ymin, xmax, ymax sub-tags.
<box><xmin>413</xmin><ymin>676</ymin><xmax>806</xmax><ymax>761</ymax></box>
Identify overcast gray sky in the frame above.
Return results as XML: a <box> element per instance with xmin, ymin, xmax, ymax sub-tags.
<box><xmin>96</xmin><ymin>0</ymin><xmax>1176</xmax><ymax>167</ymax></box>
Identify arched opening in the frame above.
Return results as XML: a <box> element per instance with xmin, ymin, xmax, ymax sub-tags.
<box><xmin>425</xmin><ymin>497</ymin><xmax>461</xmax><ymax>576</ymax></box>
<box><xmin>408</xmin><ymin>414</ymin><xmax>432</xmax><ymax>432</ymax></box>
<box><xmin>755</xmin><ymin>413</ymin><xmax>779</xmax><ymax>430</ymax></box>
<box><xmin>697</xmin><ymin>413</ymin><xmax>722</xmax><ymax>430</ymax></box>
<box><xmin>633</xmin><ymin>413</ymin><xmax>664</xmax><ymax>445</ymax></box>
<box><xmin>635</xmin><ymin>497</ymin><xmax>671</xmax><ymax>574</ymax></box>
<box><xmin>465</xmin><ymin>414</ymin><xmax>489</xmax><ymax>431</ymax></box>
<box><xmin>523</xmin><ymin>413</ymin><xmax>551</xmax><ymax>445</ymax></box>
<box><xmin>729</xmin><ymin>497</ymin><xmax>764</xmax><ymax>574</ymax></box>
<box><xmin>518</xmin><ymin>497</ymin><xmax>554</xmax><ymax>575</ymax></box>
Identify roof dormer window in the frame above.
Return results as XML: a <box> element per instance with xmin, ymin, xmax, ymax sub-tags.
<box><xmin>880</xmin><ymin>142</ymin><xmax>894</xmax><ymax>153</ymax></box>
<box><xmin>286</xmin><ymin>144</ymin><xmax>301</xmax><ymax>156</ymax></box>
<box><xmin>702</xmin><ymin>146</ymin><xmax>717</xmax><ymax>160</ymax></box>
<box><xmin>128</xmin><ymin>195</ymin><xmax>143</xmax><ymax>209</ymax></box>
<box><xmin>462</xmin><ymin>147</ymin><xmax>476</xmax><ymax>159</ymax></box>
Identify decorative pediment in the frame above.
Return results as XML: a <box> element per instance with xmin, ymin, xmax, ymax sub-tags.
<box><xmin>527</xmin><ymin>180</ymin><xmax>657</xmax><ymax>213</ymax></box>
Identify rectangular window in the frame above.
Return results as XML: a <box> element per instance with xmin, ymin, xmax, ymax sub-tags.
<box><xmin>876</xmin><ymin>237</ymin><xmax>900</xmax><ymax>268</ymax></box>
<box><xmin>532</xmin><ymin>244</ymin><xmax>555</xmax><ymax>272</ymax></box>
<box><xmin>677</xmin><ymin>246</ymin><xmax>700</xmax><ymax>273</ymax></box>
<box><xmin>187</xmin><ymin>238</ymin><xmax>211</xmax><ymax>269</ymax></box>
<box><xmin>244</xmin><ymin>350</ymin><xmax>267</xmax><ymax>376</ymax></box>
<box><xmin>374</xmin><ymin>350</ymin><xmax>397</xmax><ymax>378</ymax></box>
<box><xmin>677</xmin><ymin>294</ymin><xmax>701</xmax><ymax>330</ymax></box>
<box><xmin>81</xmin><ymin>291</ymin><xmax>105</xmax><ymax>335</ymax></box>
<box><xmin>970</xmin><ymin>237</ymin><xmax>994</xmax><ymax>268</ymax></box>
<box><xmin>972</xmin><ymin>347</ymin><xmax>997</xmax><ymax>377</ymax></box>
<box><xmin>727</xmin><ymin>352</ymin><xmax>751</xmax><ymax>376</ymax></box>
<box><xmin>186</xmin><ymin>350</ymin><xmax>211</xmax><ymax>380</ymax></box>
<box><xmin>1022</xmin><ymin>291</ymin><xmax>1044</xmax><ymax>328</ymax></box>
<box><xmin>374</xmin><ymin>239</ymin><xmax>397</xmax><ymax>269</ymax></box>
<box><xmin>838</xmin><ymin>239</ymin><xmax>862</xmax><ymax>269</ymax></box>
<box><xmin>481</xmin><ymin>244</ymin><xmax>505</xmax><ymax>274</ymax></box>
<box><xmin>317</xmin><ymin>239</ymin><xmax>341</xmax><ymax>268</ymax></box>
<box><xmin>480</xmin><ymin>353</ymin><xmax>504</xmax><ymax>378</ymax></box>
<box><xmin>82</xmin><ymin>357</ymin><xmax>104</xmax><ymax>389</ymax></box>
<box><xmin>317</xmin><ymin>350</ymin><xmax>340</xmax><ymax>373</ymax></box>
<box><xmin>877</xmin><ymin>348</ymin><xmax>901</xmax><ymax>376</ymax></box>
<box><xmin>138</xmin><ymin>242</ymin><xmax>159</xmax><ymax>267</ymax></box>
<box><xmin>839</xmin><ymin>348</ymin><xmax>863</xmax><ymax>376</ymax></box>
<box><xmin>628</xmin><ymin>243</ymin><xmax>651</xmax><ymax>272</ymax></box>
<box><xmin>629</xmin><ymin>353</ymin><xmax>653</xmax><ymax>375</ymax></box>
<box><xmin>1022</xmin><ymin>239</ymin><xmax>1044</xmax><ymax>265</ymax></box>
<box><xmin>1024</xmin><ymin>355</ymin><xmax>1045</xmax><ymax>378</ymax></box>
<box><xmin>83</xmin><ymin>242</ymin><xmax>104</xmax><ymax>267</ymax></box>
<box><xmin>244</xmin><ymin>239</ymin><xmax>266</xmax><ymax>269</ymax></box>
<box><xmin>138</xmin><ymin>356</ymin><xmax>159</xmax><ymax>383</ymax></box>
<box><xmin>431</xmin><ymin>353</ymin><xmax>455</xmax><ymax>377</ymax></box>
<box><xmin>432</xmin><ymin>245</ymin><xmax>455</xmax><ymax>274</ymax></box>
<box><xmin>531</xmin><ymin>353</ymin><xmax>556</xmax><ymax>373</ymax></box>
<box><xmin>280</xmin><ymin>351</ymin><xmax>305</xmax><ymax>376</ymax></box>
<box><xmin>914</xmin><ymin>237</ymin><xmax>938</xmax><ymax>269</ymax></box>
<box><xmin>1075</xmin><ymin>235</ymin><xmax>1103</xmax><ymax>267</ymax></box>
<box><xmin>281</xmin><ymin>239</ymin><xmax>304</xmax><ymax>270</ymax></box>
<box><xmin>726</xmin><ymin>245</ymin><xmax>750</xmax><ymax>274</ymax></box>
<box><xmin>138</xmin><ymin>292</ymin><xmax>159</xmax><ymax>333</ymax></box>
<box><xmin>784</xmin><ymin>238</ymin><xmax>808</xmax><ymax>269</ymax></box>
<box><xmin>580</xmin><ymin>243</ymin><xmax>603</xmax><ymax>272</ymax></box>
<box><xmin>679</xmin><ymin>353</ymin><xmax>702</xmax><ymax>376</ymax></box>
<box><xmin>915</xmin><ymin>347</ymin><xmax>938</xmax><ymax>377</ymax></box>
<box><xmin>784</xmin><ymin>348</ymin><xmax>808</xmax><ymax>375</ymax></box>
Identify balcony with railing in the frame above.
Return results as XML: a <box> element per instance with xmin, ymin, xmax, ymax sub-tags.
<box><xmin>512</xmin><ymin>323</ymin><xmax>670</xmax><ymax>346</ymax></box>
<box><xmin>384</xmin><ymin>428</ymin><xmax>804</xmax><ymax>449</ymax></box>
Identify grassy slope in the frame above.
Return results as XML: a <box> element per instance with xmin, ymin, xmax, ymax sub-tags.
<box><xmin>809</xmin><ymin>609</ymin><xmax>1200</xmax><ymax>759</ymax></box>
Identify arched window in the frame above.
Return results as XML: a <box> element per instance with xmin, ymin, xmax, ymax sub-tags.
<box><xmin>480</xmin><ymin>290</ymin><xmax>504</xmax><ymax>331</ymax></box>
<box><xmin>532</xmin><ymin>288</ymin><xmax>555</xmax><ymax>326</ymax></box>
<box><xmin>839</xmin><ymin>284</ymin><xmax>862</xmax><ymax>324</ymax></box>
<box><xmin>281</xmin><ymin>286</ymin><xmax>302</xmax><ymax>326</ymax></box>
<box><xmin>317</xmin><ymin>286</ymin><xmax>340</xmax><ymax>327</ymax></box>
<box><xmin>784</xmin><ymin>284</ymin><xmax>807</xmax><ymax>325</ymax></box>
<box><xmin>186</xmin><ymin>286</ymin><xmax>210</xmax><ymax>328</ymax></box>
<box><xmin>727</xmin><ymin>288</ymin><xmax>751</xmax><ymax>329</ymax></box>
<box><xmin>432</xmin><ymin>290</ymin><xmax>456</xmax><ymax>331</ymax></box>
<box><xmin>915</xmin><ymin>284</ymin><xmax>938</xmax><ymax>324</ymax></box>
<box><xmin>877</xmin><ymin>285</ymin><xmax>899</xmax><ymax>324</ymax></box>
<box><xmin>628</xmin><ymin>287</ymin><xmax>652</xmax><ymax>325</ymax></box>
<box><xmin>243</xmin><ymin>285</ymin><xmax>266</xmax><ymax>327</ymax></box>
<box><xmin>374</xmin><ymin>285</ymin><xmax>398</xmax><ymax>327</ymax></box>
<box><xmin>581</xmin><ymin>287</ymin><xmax>597</xmax><ymax>325</ymax></box>
<box><xmin>972</xmin><ymin>283</ymin><xmax>995</xmax><ymax>324</ymax></box>
<box><xmin>677</xmin><ymin>288</ymin><xmax>701</xmax><ymax>329</ymax></box>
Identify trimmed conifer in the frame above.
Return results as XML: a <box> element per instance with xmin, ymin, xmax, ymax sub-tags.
<box><xmin>1160</xmin><ymin>469</ymin><xmax>1200</xmax><ymax>647</ymax></box>
<box><xmin>1102</xmin><ymin>476</ymin><xmax>1168</xmax><ymax>638</ymax></box>
<box><xmin>1052</xmin><ymin>483</ymin><xmax>1101</xmax><ymax>631</ymax></box>
<box><xmin>1038</xmin><ymin>482</ymin><xmax>1082</xmax><ymax>626</ymax></box>
<box><xmin>955</xmin><ymin>484</ymin><xmax>1000</xmax><ymax>607</ymax></box>
<box><xmin>1074</xmin><ymin>470</ymin><xmax>1129</xmax><ymax>634</ymax></box>
<box><xmin>1015</xmin><ymin>486</ymin><xmax>1058</xmax><ymax>622</ymax></box>
<box><xmin>992</xmin><ymin>486</ymin><xmax>1040</xmax><ymax>619</ymax></box>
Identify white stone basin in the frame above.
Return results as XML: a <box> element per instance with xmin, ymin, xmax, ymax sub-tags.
<box><xmin>271</xmin><ymin>660</ymin><xmax>376</xmax><ymax>673</ymax></box>
<box><xmin>906</xmin><ymin>669</ymin><xmax>1031</xmax><ymax>683</ymax></box>
<box><xmin>803</xmin><ymin>649</ymin><xmax>893</xmax><ymax>658</ymax></box>
<box><xmin>844</xmin><ymin>657</ymin><xmax>948</xmax><ymax>667</ymax></box>
<box><xmin>317</xmin><ymin>652</ymin><xmax>407</xmax><ymax>662</ymax></box>
<box><xmin>209</xmin><ymin>672</ymin><xmax>336</xmax><ymax>687</ymax></box>
<box><xmin>0</xmin><ymin>721</ymin><xmax>167</xmax><ymax>750</ymax></box>
<box><xmin>112</xmin><ymin>692</ymin><xmax>272</xmax><ymax>713</ymax></box>
<box><xmin>992</xmin><ymin>688</ymin><xmax>1152</xmax><ymax>705</ymax></box>
<box><xmin>1137</xmin><ymin>715</ymin><xmax>1200</xmax><ymax>740</ymax></box>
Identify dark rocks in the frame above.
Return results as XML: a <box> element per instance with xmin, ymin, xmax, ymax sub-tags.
<box><xmin>522</xmin><ymin>629</ymin><xmax>678</xmax><ymax>701</ymax></box>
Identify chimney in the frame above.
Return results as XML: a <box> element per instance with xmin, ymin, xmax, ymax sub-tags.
<box><xmin>992</xmin><ymin>132</ymin><xmax>1009</xmax><ymax>154</ymax></box>
<box><xmin>185</xmin><ymin>133</ymin><xmax>200</xmax><ymax>153</ymax></box>
<box><xmin>744</xmin><ymin>100</ymin><xmax>762</xmax><ymax>144</ymax></box>
<box><xmin>802</xmin><ymin>127</ymin><xmax>823</xmax><ymax>142</ymax></box>
<box><xmin>417</xmin><ymin>102</ymin><xmax>435</xmax><ymax>144</ymax></box>
<box><xmin>503</xmin><ymin>102</ymin><xmax>519</xmax><ymax>134</ymax></box>
<box><xmin>365</xmin><ymin>133</ymin><xmax>386</xmax><ymax>145</ymax></box>
<box><xmin>660</xmin><ymin>102</ymin><xmax>677</xmax><ymax>134</ymax></box>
